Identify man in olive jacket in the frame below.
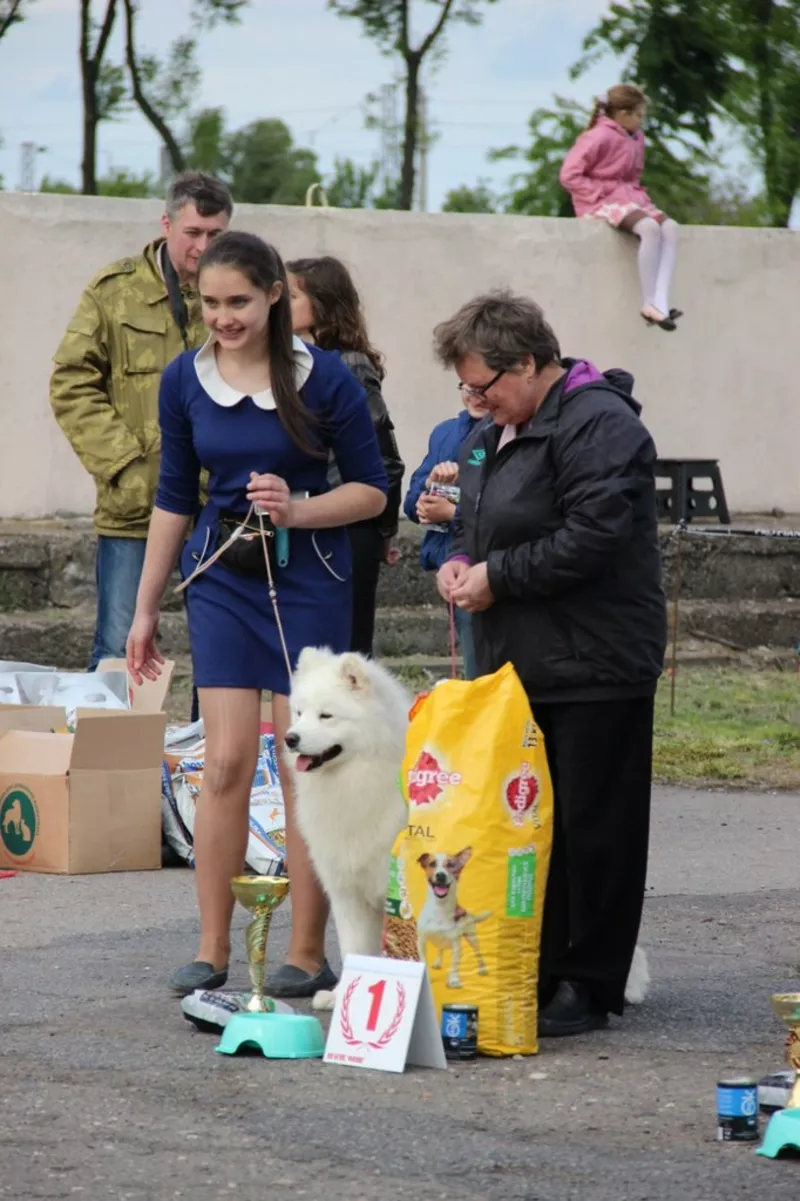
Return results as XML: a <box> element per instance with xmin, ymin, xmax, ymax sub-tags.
<box><xmin>50</xmin><ymin>171</ymin><xmax>232</xmax><ymax>667</ymax></box>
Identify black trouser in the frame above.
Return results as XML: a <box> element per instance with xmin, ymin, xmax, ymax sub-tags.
<box><xmin>348</xmin><ymin>523</ymin><xmax>383</xmax><ymax>658</ymax></box>
<box><xmin>532</xmin><ymin>695</ymin><xmax>654</xmax><ymax>1016</ymax></box>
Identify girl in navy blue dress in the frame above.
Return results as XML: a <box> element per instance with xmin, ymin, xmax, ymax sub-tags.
<box><xmin>127</xmin><ymin>232</ymin><xmax>387</xmax><ymax>994</ymax></box>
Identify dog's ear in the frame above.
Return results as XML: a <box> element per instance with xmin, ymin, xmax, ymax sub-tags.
<box><xmin>452</xmin><ymin>847</ymin><xmax>472</xmax><ymax>874</ymax></box>
<box><xmin>339</xmin><ymin>652</ymin><xmax>370</xmax><ymax>694</ymax></box>
<box><xmin>295</xmin><ymin>646</ymin><xmax>333</xmax><ymax>678</ymax></box>
<box><xmin>417</xmin><ymin>854</ymin><xmax>432</xmax><ymax>870</ymax></box>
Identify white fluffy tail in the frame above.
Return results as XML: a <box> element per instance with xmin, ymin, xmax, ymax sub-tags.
<box><xmin>624</xmin><ymin>945</ymin><xmax>650</xmax><ymax>1006</ymax></box>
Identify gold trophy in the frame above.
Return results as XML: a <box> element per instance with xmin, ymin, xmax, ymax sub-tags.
<box><xmin>757</xmin><ymin>993</ymin><xmax>800</xmax><ymax>1157</ymax></box>
<box><xmin>216</xmin><ymin>874</ymin><xmax>325</xmax><ymax>1059</ymax></box>
<box><xmin>230</xmin><ymin>874</ymin><xmax>291</xmax><ymax>1012</ymax></box>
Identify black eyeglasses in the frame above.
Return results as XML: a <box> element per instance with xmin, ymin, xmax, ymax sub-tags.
<box><xmin>457</xmin><ymin>369</ymin><xmax>505</xmax><ymax>399</ymax></box>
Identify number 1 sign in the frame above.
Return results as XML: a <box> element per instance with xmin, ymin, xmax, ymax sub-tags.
<box><xmin>323</xmin><ymin>955</ymin><xmax>447</xmax><ymax>1073</ymax></box>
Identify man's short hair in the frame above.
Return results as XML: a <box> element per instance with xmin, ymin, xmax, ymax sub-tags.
<box><xmin>165</xmin><ymin>171</ymin><xmax>233</xmax><ymax>220</ymax></box>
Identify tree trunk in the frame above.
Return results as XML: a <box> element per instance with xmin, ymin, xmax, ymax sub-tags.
<box><xmin>0</xmin><ymin>0</ymin><xmax>24</xmax><ymax>41</ymax></box>
<box><xmin>79</xmin><ymin>0</ymin><xmax>97</xmax><ymax>194</ymax></box>
<box><xmin>122</xmin><ymin>0</ymin><xmax>187</xmax><ymax>174</ymax></box>
<box><xmin>79</xmin><ymin>0</ymin><xmax>117</xmax><ymax>195</ymax></box>
<box><xmin>399</xmin><ymin>53</ymin><xmax>420</xmax><ymax>211</ymax></box>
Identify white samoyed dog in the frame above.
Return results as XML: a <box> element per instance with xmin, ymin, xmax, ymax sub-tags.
<box><xmin>284</xmin><ymin>647</ymin><xmax>650</xmax><ymax>1014</ymax></box>
<box><xmin>285</xmin><ymin>648</ymin><xmax>411</xmax><ymax>1011</ymax></box>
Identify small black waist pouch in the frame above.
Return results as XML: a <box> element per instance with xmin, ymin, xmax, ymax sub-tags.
<box><xmin>216</xmin><ymin>510</ymin><xmax>276</xmax><ymax>577</ymax></box>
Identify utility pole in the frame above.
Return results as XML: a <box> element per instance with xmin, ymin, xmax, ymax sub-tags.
<box><xmin>19</xmin><ymin>141</ymin><xmax>42</xmax><ymax>192</ymax></box>
<box><xmin>417</xmin><ymin>88</ymin><xmax>428</xmax><ymax>212</ymax></box>
<box><xmin>379</xmin><ymin>81</ymin><xmax>401</xmax><ymax>196</ymax></box>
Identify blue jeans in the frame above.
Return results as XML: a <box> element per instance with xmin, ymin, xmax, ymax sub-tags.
<box><xmin>89</xmin><ymin>536</ymin><xmax>147</xmax><ymax>670</ymax></box>
<box><xmin>454</xmin><ymin>606</ymin><xmax>478</xmax><ymax>681</ymax></box>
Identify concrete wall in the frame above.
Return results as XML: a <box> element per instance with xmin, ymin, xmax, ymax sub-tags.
<box><xmin>0</xmin><ymin>192</ymin><xmax>798</xmax><ymax>519</ymax></box>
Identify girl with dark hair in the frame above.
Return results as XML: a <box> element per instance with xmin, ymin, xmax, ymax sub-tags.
<box><xmin>127</xmin><ymin>231</ymin><xmax>388</xmax><ymax>996</ymax></box>
<box><xmin>560</xmin><ymin>84</ymin><xmax>680</xmax><ymax>332</ymax></box>
<box><xmin>287</xmin><ymin>256</ymin><xmax>404</xmax><ymax>657</ymax></box>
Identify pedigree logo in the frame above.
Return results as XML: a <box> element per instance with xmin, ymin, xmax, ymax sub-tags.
<box><xmin>503</xmin><ymin>761</ymin><xmax>540</xmax><ymax>827</ymax></box>
<box><xmin>407</xmin><ymin>750</ymin><xmax>462</xmax><ymax>807</ymax></box>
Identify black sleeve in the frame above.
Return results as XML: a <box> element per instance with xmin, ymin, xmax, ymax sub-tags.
<box><xmin>344</xmin><ymin>355</ymin><xmax>405</xmax><ymax>538</ymax></box>
<box><xmin>486</xmin><ymin>406</ymin><xmax>655</xmax><ymax>599</ymax></box>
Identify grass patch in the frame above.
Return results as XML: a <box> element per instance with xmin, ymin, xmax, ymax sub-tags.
<box><xmin>655</xmin><ymin>665</ymin><xmax>800</xmax><ymax>790</ymax></box>
<box><xmin>167</xmin><ymin>660</ymin><xmax>800</xmax><ymax>791</ymax></box>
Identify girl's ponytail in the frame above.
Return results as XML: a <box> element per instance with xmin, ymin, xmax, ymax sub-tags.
<box><xmin>587</xmin><ymin>91</ymin><xmax>609</xmax><ymax>130</ymax></box>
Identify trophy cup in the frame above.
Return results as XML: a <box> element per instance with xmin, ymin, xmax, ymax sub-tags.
<box><xmin>215</xmin><ymin>874</ymin><xmax>325</xmax><ymax>1059</ymax></box>
<box><xmin>231</xmin><ymin>875</ymin><xmax>290</xmax><ymax>1012</ymax></box>
<box><xmin>756</xmin><ymin>993</ymin><xmax>800</xmax><ymax>1158</ymax></box>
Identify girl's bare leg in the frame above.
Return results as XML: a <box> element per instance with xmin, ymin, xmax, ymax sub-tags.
<box><xmin>272</xmin><ymin>692</ymin><xmax>330</xmax><ymax>973</ymax></box>
<box><xmin>193</xmin><ymin>687</ymin><xmax>262</xmax><ymax>969</ymax></box>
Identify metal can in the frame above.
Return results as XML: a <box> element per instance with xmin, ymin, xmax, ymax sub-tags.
<box><xmin>441</xmin><ymin>1003</ymin><xmax>478</xmax><ymax>1061</ymax></box>
<box><xmin>717</xmin><ymin>1077</ymin><xmax>759</xmax><ymax>1141</ymax></box>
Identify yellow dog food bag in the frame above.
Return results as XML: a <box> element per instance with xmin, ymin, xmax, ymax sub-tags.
<box><xmin>383</xmin><ymin>662</ymin><xmax>553</xmax><ymax>1056</ymax></box>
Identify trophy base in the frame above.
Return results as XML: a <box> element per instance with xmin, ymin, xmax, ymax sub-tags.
<box><xmin>215</xmin><ymin>1012</ymin><xmax>325</xmax><ymax>1059</ymax></box>
<box><xmin>756</xmin><ymin>1107</ymin><xmax>800</xmax><ymax>1158</ymax></box>
<box><xmin>181</xmin><ymin>989</ymin><xmax>295</xmax><ymax>1033</ymax></box>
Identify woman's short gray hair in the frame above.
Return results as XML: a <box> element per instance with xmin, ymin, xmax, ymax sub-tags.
<box><xmin>433</xmin><ymin>289</ymin><xmax>561</xmax><ymax>372</ymax></box>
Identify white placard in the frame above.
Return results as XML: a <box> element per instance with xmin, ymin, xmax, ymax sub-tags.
<box><xmin>323</xmin><ymin>955</ymin><xmax>447</xmax><ymax>1073</ymax></box>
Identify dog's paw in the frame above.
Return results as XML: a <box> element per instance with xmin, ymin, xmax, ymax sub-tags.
<box><xmin>311</xmin><ymin>989</ymin><xmax>337</xmax><ymax>1012</ymax></box>
<box><xmin>624</xmin><ymin>946</ymin><xmax>650</xmax><ymax>1006</ymax></box>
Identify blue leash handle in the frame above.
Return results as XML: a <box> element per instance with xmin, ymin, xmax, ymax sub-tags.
<box><xmin>275</xmin><ymin>527</ymin><xmax>290</xmax><ymax>568</ymax></box>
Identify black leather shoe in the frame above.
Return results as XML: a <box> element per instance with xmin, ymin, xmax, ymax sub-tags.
<box><xmin>538</xmin><ymin>980</ymin><xmax>608</xmax><ymax>1038</ymax></box>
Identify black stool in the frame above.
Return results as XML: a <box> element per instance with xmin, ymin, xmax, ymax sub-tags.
<box><xmin>655</xmin><ymin>458</ymin><xmax>730</xmax><ymax>524</ymax></box>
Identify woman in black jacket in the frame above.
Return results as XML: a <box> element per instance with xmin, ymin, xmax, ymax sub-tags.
<box><xmin>434</xmin><ymin>290</ymin><xmax>666</xmax><ymax>1037</ymax></box>
<box><xmin>288</xmin><ymin>256</ymin><xmax>404</xmax><ymax>656</ymax></box>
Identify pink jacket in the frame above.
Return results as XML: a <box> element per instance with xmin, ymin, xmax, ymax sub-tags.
<box><xmin>559</xmin><ymin>115</ymin><xmax>653</xmax><ymax>216</ymax></box>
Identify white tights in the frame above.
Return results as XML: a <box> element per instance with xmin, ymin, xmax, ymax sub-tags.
<box><xmin>632</xmin><ymin>217</ymin><xmax>678</xmax><ymax>316</ymax></box>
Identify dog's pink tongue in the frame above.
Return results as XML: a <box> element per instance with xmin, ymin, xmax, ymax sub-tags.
<box><xmin>295</xmin><ymin>754</ymin><xmax>313</xmax><ymax>773</ymax></box>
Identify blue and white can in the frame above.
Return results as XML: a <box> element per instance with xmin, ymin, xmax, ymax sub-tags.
<box><xmin>717</xmin><ymin>1077</ymin><xmax>759</xmax><ymax>1141</ymax></box>
<box><xmin>441</xmin><ymin>1004</ymin><xmax>478</xmax><ymax>1061</ymax></box>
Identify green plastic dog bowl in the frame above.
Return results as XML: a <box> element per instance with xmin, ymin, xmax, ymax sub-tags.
<box><xmin>215</xmin><ymin>1012</ymin><xmax>325</xmax><ymax>1059</ymax></box>
<box><xmin>756</xmin><ymin>1107</ymin><xmax>800</xmax><ymax>1158</ymax></box>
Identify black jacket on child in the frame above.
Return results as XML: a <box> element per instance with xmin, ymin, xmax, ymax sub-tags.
<box><xmin>450</xmin><ymin>359</ymin><xmax>666</xmax><ymax>702</ymax></box>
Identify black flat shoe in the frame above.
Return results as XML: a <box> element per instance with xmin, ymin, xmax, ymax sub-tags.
<box><xmin>641</xmin><ymin>310</ymin><xmax>677</xmax><ymax>332</ymax></box>
<box><xmin>538</xmin><ymin>980</ymin><xmax>608</xmax><ymax>1038</ymax></box>
<box><xmin>169</xmin><ymin>960</ymin><xmax>229</xmax><ymax>996</ymax></box>
<box><xmin>265</xmin><ymin>959</ymin><xmax>338</xmax><ymax>998</ymax></box>
<box><xmin>669</xmin><ymin>308</ymin><xmax>684</xmax><ymax>321</ymax></box>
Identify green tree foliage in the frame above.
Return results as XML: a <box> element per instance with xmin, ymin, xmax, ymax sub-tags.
<box><xmin>441</xmin><ymin>180</ymin><xmax>497</xmax><ymax>212</ymax></box>
<box><xmin>328</xmin><ymin>1</ymin><xmax>498</xmax><ymax>209</ymax></box>
<box><xmin>324</xmin><ymin>157</ymin><xmax>380</xmax><ymax>208</ymax></box>
<box><xmin>184</xmin><ymin>110</ymin><xmax>320</xmax><ymax>205</ymax></box>
<box><xmin>41</xmin><ymin>168</ymin><xmax>157</xmax><ymax>197</ymax></box>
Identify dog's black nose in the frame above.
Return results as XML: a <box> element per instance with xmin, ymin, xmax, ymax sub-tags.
<box><xmin>285</xmin><ymin>731</ymin><xmax>300</xmax><ymax>751</ymax></box>
<box><xmin>434</xmin><ymin>872</ymin><xmax>447</xmax><ymax>886</ymax></box>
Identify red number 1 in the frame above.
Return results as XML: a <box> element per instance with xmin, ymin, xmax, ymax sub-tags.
<box><xmin>365</xmin><ymin>979</ymin><xmax>386</xmax><ymax>1032</ymax></box>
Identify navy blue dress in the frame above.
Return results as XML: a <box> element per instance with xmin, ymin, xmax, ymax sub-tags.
<box><xmin>155</xmin><ymin>342</ymin><xmax>388</xmax><ymax>695</ymax></box>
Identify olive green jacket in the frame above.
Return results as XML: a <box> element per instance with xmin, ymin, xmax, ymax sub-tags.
<box><xmin>50</xmin><ymin>240</ymin><xmax>206</xmax><ymax>537</ymax></box>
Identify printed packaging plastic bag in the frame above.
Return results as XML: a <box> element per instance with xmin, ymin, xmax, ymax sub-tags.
<box><xmin>160</xmin><ymin>729</ymin><xmax>286</xmax><ymax>875</ymax></box>
<box><xmin>383</xmin><ymin>663</ymin><xmax>553</xmax><ymax>1056</ymax></box>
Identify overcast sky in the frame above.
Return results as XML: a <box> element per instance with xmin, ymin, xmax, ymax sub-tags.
<box><xmin>0</xmin><ymin>0</ymin><xmax>621</xmax><ymax>207</ymax></box>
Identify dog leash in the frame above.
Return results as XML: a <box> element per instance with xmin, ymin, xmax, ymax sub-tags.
<box><xmin>448</xmin><ymin>599</ymin><xmax>458</xmax><ymax>681</ymax></box>
<box><xmin>175</xmin><ymin>502</ymin><xmax>293</xmax><ymax>682</ymax></box>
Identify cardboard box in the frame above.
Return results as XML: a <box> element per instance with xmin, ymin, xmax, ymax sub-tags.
<box><xmin>0</xmin><ymin>660</ymin><xmax>173</xmax><ymax>875</ymax></box>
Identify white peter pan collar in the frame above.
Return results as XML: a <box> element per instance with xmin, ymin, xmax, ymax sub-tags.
<box><xmin>194</xmin><ymin>334</ymin><xmax>313</xmax><ymax>411</ymax></box>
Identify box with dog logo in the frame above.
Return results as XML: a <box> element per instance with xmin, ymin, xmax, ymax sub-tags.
<box><xmin>383</xmin><ymin>663</ymin><xmax>554</xmax><ymax>1056</ymax></box>
<box><xmin>0</xmin><ymin>659</ymin><xmax>173</xmax><ymax>875</ymax></box>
